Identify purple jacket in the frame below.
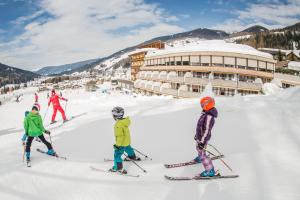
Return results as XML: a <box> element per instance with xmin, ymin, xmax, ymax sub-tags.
<box><xmin>194</xmin><ymin>107</ymin><xmax>218</xmax><ymax>145</ymax></box>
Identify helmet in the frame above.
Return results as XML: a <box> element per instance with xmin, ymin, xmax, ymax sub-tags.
<box><xmin>112</xmin><ymin>106</ymin><xmax>124</xmax><ymax>120</ymax></box>
<box><xmin>200</xmin><ymin>96</ymin><xmax>215</xmax><ymax>111</ymax></box>
<box><xmin>51</xmin><ymin>89</ymin><xmax>56</xmax><ymax>94</ymax></box>
<box><xmin>33</xmin><ymin>103</ymin><xmax>40</xmax><ymax>111</ymax></box>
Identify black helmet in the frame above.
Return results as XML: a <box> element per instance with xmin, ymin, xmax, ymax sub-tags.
<box><xmin>112</xmin><ymin>106</ymin><xmax>124</xmax><ymax>120</ymax></box>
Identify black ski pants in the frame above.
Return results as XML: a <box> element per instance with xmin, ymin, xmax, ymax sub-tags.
<box><xmin>26</xmin><ymin>135</ymin><xmax>53</xmax><ymax>153</ymax></box>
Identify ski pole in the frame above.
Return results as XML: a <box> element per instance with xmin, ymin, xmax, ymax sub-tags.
<box><xmin>133</xmin><ymin>148</ymin><xmax>152</xmax><ymax>160</ymax></box>
<box><xmin>199</xmin><ymin>144</ymin><xmax>233</xmax><ymax>172</ymax></box>
<box><xmin>43</xmin><ymin>106</ymin><xmax>49</xmax><ymax>121</ymax></box>
<box><xmin>22</xmin><ymin>143</ymin><xmax>25</xmax><ymax>162</ymax></box>
<box><xmin>64</xmin><ymin>101</ymin><xmax>68</xmax><ymax>114</ymax></box>
<box><xmin>124</xmin><ymin>153</ymin><xmax>147</xmax><ymax>173</ymax></box>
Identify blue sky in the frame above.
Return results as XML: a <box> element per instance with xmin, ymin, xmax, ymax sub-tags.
<box><xmin>0</xmin><ymin>0</ymin><xmax>299</xmax><ymax>69</ymax></box>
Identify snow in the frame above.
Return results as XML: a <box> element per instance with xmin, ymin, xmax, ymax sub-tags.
<box><xmin>146</xmin><ymin>40</ymin><xmax>273</xmax><ymax>59</ymax></box>
<box><xmin>1</xmin><ymin>86</ymin><xmax>300</xmax><ymax>200</ymax></box>
<box><xmin>262</xmin><ymin>83</ymin><xmax>282</xmax><ymax>95</ymax></box>
<box><xmin>288</xmin><ymin>61</ymin><xmax>300</xmax><ymax>71</ymax></box>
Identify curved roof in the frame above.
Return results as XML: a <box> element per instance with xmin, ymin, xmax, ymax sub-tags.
<box><xmin>145</xmin><ymin>40</ymin><xmax>273</xmax><ymax>60</ymax></box>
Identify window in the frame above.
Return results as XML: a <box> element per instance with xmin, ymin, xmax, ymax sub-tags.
<box><xmin>182</xmin><ymin>61</ymin><xmax>190</xmax><ymax>65</ymax></box>
<box><xmin>178</xmin><ymin>71</ymin><xmax>185</xmax><ymax>77</ymax></box>
<box><xmin>192</xmin><ymin>85</ymin><xmax>200</xmax><ymax>92</ymax></box>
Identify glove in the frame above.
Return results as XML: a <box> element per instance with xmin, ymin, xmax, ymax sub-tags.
<box><xmin>113</xmin><ymin>144</ymin><xmax>120</xmax><ymax>150</ymax></box>
<box><xmin>44</xmin><ymin>130</ymin><xmax>51</xmax><ymax>135</ymax></box>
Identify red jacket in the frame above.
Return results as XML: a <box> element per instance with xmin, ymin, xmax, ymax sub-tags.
<box><xmin>48</xmin><ymin>94</ymin><xmax>66</xmax><ymax>108</ymax></box>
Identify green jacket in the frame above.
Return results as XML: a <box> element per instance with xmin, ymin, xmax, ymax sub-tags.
<box><xmin>114</xmin><ymin>117</ymin><xmax>131</xmax><ymax>147</ymax></box>
<box><xmin>23</xmin><ymin>112</ymin><xmax>45</xmax><ymax>137</ymax></box>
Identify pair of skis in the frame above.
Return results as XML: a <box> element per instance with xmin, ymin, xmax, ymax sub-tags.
<box><xmin>164</xmin><ymin>155</ymin><xmax>239</xmax><ymax>180</ymax></box>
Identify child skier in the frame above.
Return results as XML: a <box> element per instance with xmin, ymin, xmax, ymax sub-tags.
<box><xmin>194</xmin><ymin>96</ymin><xmax>218</xmax><ymax>177</ymax></box>
<box><xmin>110</xmin><ymin>106</ymin><xmax>140</xmax><ymax>174</ymax></box>
<box><xmin>48</xmin><ymin>89</ymin><xmax>68</xmax><ymax>124</ymax></box>
<box><xmin>23</xmin><ymin>105</ymin><xmax>56</xmax><ymax>165</ymax></box>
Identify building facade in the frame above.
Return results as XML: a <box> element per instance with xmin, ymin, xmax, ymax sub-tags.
<box><xmin>129</xmin><ymin>41</ymin><xmax>165</xmax><ymax>80</ymax></box>
<box><xmin>134</xmin><ymin>41</ymin><xmax>277</xmax><ymax>97</ymax></box>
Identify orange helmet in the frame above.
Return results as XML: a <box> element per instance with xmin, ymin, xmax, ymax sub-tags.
<box><xmin>200</xmin><ymin>96</ymin><xmax>215</xmax><ymax>111</ymax></box>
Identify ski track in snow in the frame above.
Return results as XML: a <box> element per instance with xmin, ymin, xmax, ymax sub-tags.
<box><xmin>0</xmin><ymin>87</ymin><xmax>300</xmax><ymax>200</ymax></box>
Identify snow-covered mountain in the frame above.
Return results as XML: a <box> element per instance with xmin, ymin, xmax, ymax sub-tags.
<box><xmin>0</xmin><ymin>85</ymin><xmax>299</xmax><ymax>200</ymax></box>
<box><xmin>36</xmin><ymin>59</ymin><xmax>98</xmax><ymax>76</ymax></box>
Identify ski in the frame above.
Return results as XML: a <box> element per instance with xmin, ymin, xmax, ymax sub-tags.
<box><xmin>164</xmin><ymin>155</ymin><xmax>224</xmax><ymax>168</ymax></box>
<box><xmin>104</xmin><ymin>157</ymin><xmax>147</xmax><ymax>162</ymax></box>
<box><xmin>36</xmin><ymin>148</ymin><xmax>67</xmax><ymax>160</ymax></box>
<box><xmin>164</xmin><ymin>174</ymin><xmax>239</xmax><ymax>181</ymax></box>
<box><xmin>90</xmin><ymin>166</ymin><xmax>140</xmax><ymax>178</ymax></box>
<box><xmin>46</xmin><ymin>112</ymin><xmax>87</xmax><ymax>127</ymax></box>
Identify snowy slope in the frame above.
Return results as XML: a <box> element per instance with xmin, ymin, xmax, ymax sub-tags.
<box><xmin>0</xmin><ymin>87</ymin><xmax>300</xmax><ymax>200</ymax></box>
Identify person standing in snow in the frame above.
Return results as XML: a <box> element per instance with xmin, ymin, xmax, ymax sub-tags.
<box><xmin>110</xmin><ymin>107</ymin><xmax>140</xmax><ymax>174</ymax></box>
<box><xmin>194</xmin><ymin>96</ymin><xmax>218</xmax><ymax>177</ymax></box>
<box><xmin>48</xmin><ymin>89</ymin><xmax>68</xmax><ymax>124</ymax></box>
<box><xmin>34</xmin><ymin>93</ymin><xmax>38</xmax><ymax>103</ymax></box>
<box><xmin>23</xmin><ymin>105</ymin><xmax>56</xmax><ymax>163</ymax></box>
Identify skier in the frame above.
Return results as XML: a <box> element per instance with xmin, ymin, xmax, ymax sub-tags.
<box><xmin>194</xmin><ymin>96</ymin><xmax>218</xmax><ymax>177</ymax></box>
<box><xmin>23</xmin><ymin>105</ymin><xmax>56</xmax><ymax>164</ymax></box>
<box><xmin>110</xmin><ymin>106</ymin><xmax>140</xmax><ymax>174</ymax></box>
<box><xmin>34</xmin><ymin>93</ymin><xmax>38</xmax><ymax>103</ymax></box>
<box><xmin>48</xmin><ymin>89</ymin><xmax>68</xmax><ymax>124</ymax></box>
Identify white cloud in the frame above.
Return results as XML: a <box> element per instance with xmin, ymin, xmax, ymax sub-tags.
<box><xmin>0</xmin><ymin>0</ymin><xmax>184</xmax><ymax>69</ymax></box>
<box><xmin>213</xmin><ymin>0</ymin><xmax>300</xmax><ymax>33</ymax></box>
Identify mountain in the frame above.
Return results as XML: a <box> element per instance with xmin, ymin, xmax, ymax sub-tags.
<box><xmin>241</xmin><ymin>25</ymin><xmax>269</xmax><ymax>33</ymax></box>
<box><xmin>143</xmin><ymin>28</ymin><xmax>229</xmax><ymax>44</ymax></box>
<box><xmin>0</xmin><ymin>63</ymin><xmax>40</xmax><ymax>87</ymax></box>
<box><xmin>281</xmin><ymin>22</ymin><xmax>300</xmax><ymax>31</ymax></box>
<box><xmin>36</xmin><ymin>59</ymin><xmax>98</xmax><ymax>76</ymax></box>
<box><xmin>234</xmin><ymin>22</ymin><xmax>300</xmax><ymax>50</ymax></box>
<box><xmin>37</xmin><ymin>28</ymin><xmax>229</xmax><ymax>76</ymax></box>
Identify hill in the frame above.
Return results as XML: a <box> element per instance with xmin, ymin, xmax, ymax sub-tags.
<box><xmin>0</xmin><ymin>62</ymin><xmax>39</xmax><ymax>87</ymax></box>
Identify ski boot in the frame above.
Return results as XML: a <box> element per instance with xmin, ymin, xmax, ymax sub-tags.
<box><xmin>47</xmin><ymin>149</ymin><xmax>57</xmax><ymax>157</ymax></box>
<box><xmin>26</xmin><ymin>152</ymin><xmax>31</xmax><ymax>167</ymax></box>
<box><xmin>50</xmin><ymin>120</ymin><xmax>57</xmax><ymax>124</ymax></box>
<box><xmin>193</xmin><ymin>156</ymin><xmax>202</xmax><ymax>163</ymax></box>
<box><xmin>63</xmin><ymin>119</ymin><xmax>69</xmax><ymax>123</ymax></box>
<box><xmin>109</xmin><ymin>163</ymin><xmax>127</xmax><ymax>174</ymax></box>
<box><xmin>198</xmin><ymin>168</ymin><xmax>219</xmax><ymax>177</ymax></box>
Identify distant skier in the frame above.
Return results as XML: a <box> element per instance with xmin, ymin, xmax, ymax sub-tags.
<box><xmin>23</xmin><ymin>105</ymin><xmax>56</xmax><ymax>165</ymax></box>
<box><xmin>110</xmin><ymin>107</ymin><xmax>140</xmax><ymax>174</ymax></box>
<box><xmin>48</xmin><ymin>89</ymin><xmax>68</xmax><ymax>124</ymax></box>
<box><xmin>34</xmin><ymin>93</ymin><xmax>38</xmax><ymax>103</ymax></box>
<box><xmin>194</xmin><ymin>96</ymin><xmax>218</xmax><ymax>177</ymax></box>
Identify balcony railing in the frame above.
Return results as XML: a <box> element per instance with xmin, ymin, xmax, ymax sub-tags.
<box><xmin>185</xmin><ymin>77</ymin><xmax>209</xmax><ymax>85</ymax></box>
<box><xmin>161</xmin><ymin>88</ymin><xmax>178</xmax><ymax>96</ymax></box>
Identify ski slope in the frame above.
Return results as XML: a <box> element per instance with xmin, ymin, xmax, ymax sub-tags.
<box><xmin>0</xmin><ymin>86</ymin><xmax>300</xmax><ymax>200</ymax></box>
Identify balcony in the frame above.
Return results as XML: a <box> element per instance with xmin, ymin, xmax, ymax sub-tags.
<box><xmin>237</xmin><ymin>81</ymin><xmax>262</xmax><ymax>91</ymax></box>
<box><xmin>185</xmin><ymin>77</ymin><xmax>209</xmax><ymax>85</ymax></box>
<box><xmin>212</xmin><ymin>79</ymin><xmax>237</xmax><ymax>88</ymax></box>
<box><xmin>178</xmin><ymin>90</ymin><xmax>201</xmax><ymax>98</ymax></box>
<box><xmin>161</xmin><ymin>88</ymin><xmax>178</xmax><ymax>96</ymax></box>
<box><xmin>168</xmin><ymin>76</ymin><xmax>184</xmax><ymax>84</ymax></box>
